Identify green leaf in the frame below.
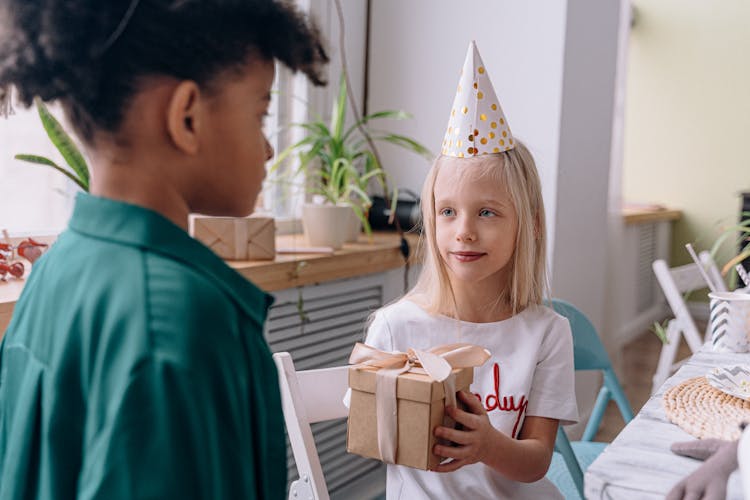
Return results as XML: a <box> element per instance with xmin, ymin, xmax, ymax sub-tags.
<box><xmin>15</xmin><ymin>154</ymin><xmax>88</xmax><ymax>191</ymax></box>
<box><xmin>330</xmin><ymin>74</ymin><xmax>348</xmax><ymax>142</ymax></box>
<box><xmin>348</xmin><ymin>184</ymin><xmax>372</xmax><ymax>206</ymax></box>
<box><xmin>376</xmin><ymin>133</ymin><xmax>433</xmax><ymax>159</ymax></box>
<box><xmin>298</xmin><ymin>121</ymin><xmax>332</xmax><ymax>138</ymax></box>
<box><xmin>709</xmin><ymin>226</ymin><xmax>750</xmax><ymax>257</ymax></box>
<box><xmin>650</xmin><ymin>320</ymin><xmax>669</xmax><ymax>345</ymax></box>
<box><xmin>722</xmin><ymin>249</ymin><xmax>750</xmax><ymax>276</ymax></box>
<box><xmin>343</xmin><ymin>110</ymin><xmax>412</xmax><ymax>141</ymax></box>
<box><xmin>34</xmin><ymin>97</ymin><xmax>89</xmax><ymax>190</ymax></box>
<box><xmin>269</xmin><ymin>135</ymin><xmax>319</xmax><ymax>173</ymax></box>
<box><xmin>350</xmin><ymin>204</ymin><xmax>372</xmax><ymax>237</ymax></box>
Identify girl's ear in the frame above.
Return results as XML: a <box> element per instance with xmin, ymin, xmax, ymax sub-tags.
<box><xmin>166</xmin><ymin>81</ymin><xmax>201</xmax><ymax>155</ymax></box>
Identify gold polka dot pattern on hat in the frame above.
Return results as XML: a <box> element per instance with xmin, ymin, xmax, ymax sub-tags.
<box><xmin>440</xmin><ymin>41</ymin><xmax>515</xmax><ymax>157</ymax></box>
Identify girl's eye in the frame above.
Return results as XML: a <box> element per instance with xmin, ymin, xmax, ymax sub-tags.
<box><xmin>479</xmin><ymin>209</ymin><xmax>496</xmax><ymax>217</ymax></box>
<box><xmin>439</xmin><ymin>208</ymin><xmax>455</xmax><ymax>217</ymax></box>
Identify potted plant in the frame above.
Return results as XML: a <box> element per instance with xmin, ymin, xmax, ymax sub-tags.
<box><xmin>271</xmin><ymin>74</ymin><xmax>431</xmax><ymax>248</ymax></box>
<box><xmin>15</xmin><ymin>97</ymin><xmax>90</xmax><ymax>192</ymax></box>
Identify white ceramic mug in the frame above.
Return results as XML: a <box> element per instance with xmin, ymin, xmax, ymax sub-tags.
<box><xmin>709</xmin><ymin>291</ymin><xmax>750</xmax><ymax>353</ymax></box>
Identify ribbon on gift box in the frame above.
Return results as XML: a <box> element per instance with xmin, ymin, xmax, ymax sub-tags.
<box><xmin>349</xmin><ymin>342</ymin><xmax>491</xmax><ymax>463</ymax></box>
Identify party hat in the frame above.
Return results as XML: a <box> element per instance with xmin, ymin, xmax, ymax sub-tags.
<box><xmin>441</xmin><ymin>41</ymin><xmax>514</xmax><ymax>157</ymax></box>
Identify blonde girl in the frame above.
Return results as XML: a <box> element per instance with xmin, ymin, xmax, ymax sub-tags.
<box><xmin>365</xmin><ymin>42</ymin><xmax>577</xmax><ymax>499</ymax></box>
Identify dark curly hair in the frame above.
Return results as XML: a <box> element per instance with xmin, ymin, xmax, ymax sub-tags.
<box><xmin>0</xmin><ymin>0</ymin><xmax>329</xmax><ymax>142</ymax></box>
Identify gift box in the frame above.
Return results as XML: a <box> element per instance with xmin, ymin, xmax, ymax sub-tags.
<box><xmin>191</xmin><ymin>216</ymin><xmax>275</xmax><ymax>261</ymax></box>
<box><xmin>347</xmin><ymin>364</ymin><xmax>473</xmax><ymax>470</ymax></box>
<box><xmin>346</xmin><ymin>343</ymin><xmax>490</xmax><ymax>470</ymax></box>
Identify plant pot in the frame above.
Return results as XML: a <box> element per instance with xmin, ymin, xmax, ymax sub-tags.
<box><xmin>343</xmin><ymin>207</ymin><xmax>362</xmax><ymax>243</ymax></box>
<box><xmin>301</xmin><ymin>203</ymin><xmax>352</xmax><ymax>250</ymax></box>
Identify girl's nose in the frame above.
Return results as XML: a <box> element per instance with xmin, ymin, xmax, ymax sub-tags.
<box><xmin>456</xmin><ymin>218</ymin><xmax>476</xmax><ymax>242</ymax></box>
<box><xmin>264</xmin><ymin>138</ymin><xmax>274</xmax><ymax>161</ymax></box>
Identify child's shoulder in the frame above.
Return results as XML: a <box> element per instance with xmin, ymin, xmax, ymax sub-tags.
<box><xmin>375</xmin><ymin>298</ymin><xmax>430</xmax><ymax>323</ymax></box>
<box><xmin>518</xmin><ymin>303</ymin><xmax>571</xmax><ymax>332</ymax></box>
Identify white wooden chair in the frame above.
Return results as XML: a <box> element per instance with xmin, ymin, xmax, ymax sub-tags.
<box><xmin>651</xmin><ymin>251</ymin><xmax>727</xmax><ymax>394</ymax></box>
<box><xmin>273</xmin><ymin>352</ymin><xmax>350</xmax><ymax>500</ymax></box>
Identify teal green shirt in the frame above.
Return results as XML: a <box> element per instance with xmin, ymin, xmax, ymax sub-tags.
<box><xmin>0</xmin><ymin>194</ymin><xmax>286</xmax><ymax>499</ymax></box>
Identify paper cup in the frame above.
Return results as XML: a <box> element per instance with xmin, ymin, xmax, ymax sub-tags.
<box><xmin>709</xmin><ymin>292</ymin><xmax>750</xmax><ymax>353</ymax></box>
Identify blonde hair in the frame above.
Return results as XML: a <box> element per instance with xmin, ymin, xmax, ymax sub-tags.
<box><xmin>407</xmin><ymin>140</ymin><xmax>548</xmax><ymax>317</ymax></box>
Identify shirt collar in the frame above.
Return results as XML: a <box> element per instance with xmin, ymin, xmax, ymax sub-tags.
<box><xmin>68</xmin><ymin>193</ymin><xmax>273</xmax><ymax>324</ymax></box>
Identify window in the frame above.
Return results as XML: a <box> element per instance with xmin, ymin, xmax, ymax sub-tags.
<box><xmin>260</xmin><ymin>64</ymin><xmax>313</xmax><ymax>221</ymax></box>
<box><xmin>0</xmin><ymin>101</ymin><xmax>78</xmax><ymax>236</ymax></box>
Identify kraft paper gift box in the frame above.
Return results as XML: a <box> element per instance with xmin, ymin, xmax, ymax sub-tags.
<box><xmin>346</xmin><ymin>343</ymin><xmax>490</xmax><ymax>470</ymax></box>
<box><xmin>191</xmin><ymin>216</ymin><xmax>275</xmax><ymax>261</ymax></box>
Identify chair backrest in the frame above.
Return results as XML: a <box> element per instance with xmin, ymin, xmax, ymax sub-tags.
<box><xmin>551</xmin><ymin>299</ymin><xmax>611</xmax><ymax>372</ymax></box>
<box><xmin>550</xmin><ymin>299</ymin><xmax>634</xmax><ymax>430</ymax></box>
<box><xmin>549</xmin><ymin>299</ymin><xmax>635</xmax><ymax>498</ymax></box>
<box><xmin>273</xmin><ymin>352</ymin><xmax>350</xmax><ymax>500</ymax></box>
<box><xmin>652</xmin><ymin>250</ymin><xmax>726</xmax><ymax>352</ymax></box>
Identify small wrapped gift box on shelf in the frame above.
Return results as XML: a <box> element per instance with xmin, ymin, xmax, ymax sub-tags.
<box><xmin>191</xmin><ymin>216</ymin><xmax>275</xmax><ymax>261</ymax></box>
<box><xmin>346</xmin><ymin>343</ymin><xmax>490</xmax><ymax>470</ymax></box>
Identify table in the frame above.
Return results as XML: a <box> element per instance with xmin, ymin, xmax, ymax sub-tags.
<box><xmin>584</xmin><ymin>344</ymin><xmax>749</xmax><ymax>499</ymax></box>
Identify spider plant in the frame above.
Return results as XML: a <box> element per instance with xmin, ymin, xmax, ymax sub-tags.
<box><xmin>15</xmin><ymin>97</ymin><xmax>89</xmax><ymax>192</ymax></box>
<box><xmin>271</xmin><ymin>73</ymin><xmax>431</xmax><ymax>235</ymax></box>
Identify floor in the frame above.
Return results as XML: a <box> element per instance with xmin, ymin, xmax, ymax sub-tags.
<box><xmin>594</xmin><ymin>327</ymin><xmax>695</xmax><ymax>442</ymax></box>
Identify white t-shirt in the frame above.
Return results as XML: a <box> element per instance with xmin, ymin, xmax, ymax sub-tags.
<box><xmin>365</xmin><ymin>299</ymin><xmax>578</xmax><ymax>500</ymax></box>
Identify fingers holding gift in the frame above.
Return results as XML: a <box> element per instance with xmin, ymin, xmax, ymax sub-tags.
<box><xmin>444</xmin><ymin>391</ymin><xmax>489</xmax><ymax>429</ymax></box>
<box><xmin>458</xmin><ymin>389</ymin><xmax>488</xmax><ymax>415</ymax></box>
<box><xmin>433</xmin><ymin>422</ymin><xmax>483</xmax><ymax>467</ymax></box>
<box><xmin>434</xmin><ymin>425</ymin><xmax>472</xmax><ymax>445</ymax></box>
<box><xmin>434</xmin><ymin>396</ymin><xmax>497</xmax><ymax>469</ymax></box>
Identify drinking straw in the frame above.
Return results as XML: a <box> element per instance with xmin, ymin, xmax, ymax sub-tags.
<box><xmin>685</xmin><ymin>243</ymin><xmax>718</xmax><ymax>293</ymax></box>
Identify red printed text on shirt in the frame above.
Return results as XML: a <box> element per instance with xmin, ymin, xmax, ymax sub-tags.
<box><xmin>473</xmin><ymin>362</ymin><xmax>528</xmax><ymax>439</ymax></box>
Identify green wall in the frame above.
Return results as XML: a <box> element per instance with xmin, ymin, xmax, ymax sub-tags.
<box><xmin>623</xmin><ymin>1</ymin><xmax>750</xmax><ymax>270</ymax></box>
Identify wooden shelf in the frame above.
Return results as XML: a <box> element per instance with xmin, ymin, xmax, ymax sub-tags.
<box><xmin>0</xmin><ymin>232</ymin><xmax>419</xmax><ymax>334</ymax></box>
<box><xmin>623</xmin><ymin>207</ymin><xmax>681</xmax><ymax>225</ymax></box>
<box><xmin>228</xmin><ymin>232</ymin><xmax>419</xmax><ymax>291</ymax></box>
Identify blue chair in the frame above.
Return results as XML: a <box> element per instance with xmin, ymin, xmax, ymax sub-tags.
<box><xmin>545</xmin><ymin>299</ymin><xmax>635</xmax><ymax>499</ymax></box>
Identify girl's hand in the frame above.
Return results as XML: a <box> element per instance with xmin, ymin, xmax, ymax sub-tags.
<box><xmin>431</xmin><ymin>390</ymin><xmax>501</xmax><ymax>472</ymax></box>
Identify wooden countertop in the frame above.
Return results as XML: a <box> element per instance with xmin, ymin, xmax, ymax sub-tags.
<box><xmin>0</xmin><ymin>232</ymin><xmax>419</xmax><ymax>334</ymax></box>
<box><xmin>229</xmin><ymin>232</ymin><xmax>419</xmax><ymax>291</ymax></box>
<box><xmin>623</xmin><ymin>206</ymin><xmax>682</xmax><ymax>225</ymax></box>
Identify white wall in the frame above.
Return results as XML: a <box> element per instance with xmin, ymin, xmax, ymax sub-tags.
<box><xmin>367</xmin><ymin>0</ymin><xmax>567</xmax><ymax>255</ymax></box>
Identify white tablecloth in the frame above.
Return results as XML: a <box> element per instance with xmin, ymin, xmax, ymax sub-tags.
<box><xmin>584</xmin><ymin>344</ymin><xmax>750</xmax><ymax>499</ymax></box>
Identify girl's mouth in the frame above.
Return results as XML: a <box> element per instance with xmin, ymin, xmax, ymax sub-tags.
<box><xmin>451</xmin><ymin>251</ymin><xmax>485</xmax><ymax>263</ymax></box>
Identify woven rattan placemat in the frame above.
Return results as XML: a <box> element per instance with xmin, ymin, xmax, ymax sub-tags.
<box><xmin>663</xmin><ymin>376</ymin><xmax>750</xmax><ymax>440</ymax></box>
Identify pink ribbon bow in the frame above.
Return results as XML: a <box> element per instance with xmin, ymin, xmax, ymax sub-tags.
<box><xmin>349</xmin><ymin>342</ymin><xmax>491</xmax><ymax>463</ymax></box>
